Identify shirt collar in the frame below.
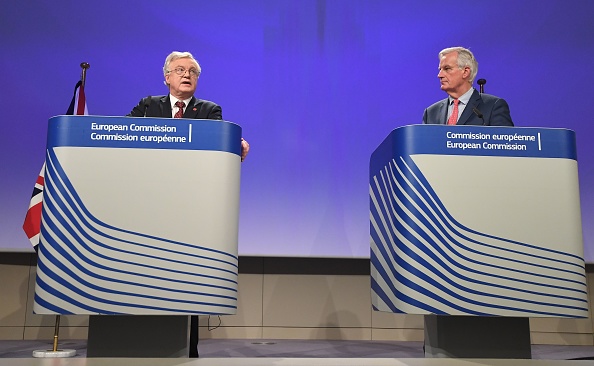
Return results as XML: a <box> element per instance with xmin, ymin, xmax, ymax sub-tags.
<box><xmin>449</xmin><ymin>87</ymin><xmax>475</xmax><ymax>105</ymax></box>
<box><xmin>169</xmin><ymin>95</ymin><xmax>192</xmax><ymax>109</ymax></box>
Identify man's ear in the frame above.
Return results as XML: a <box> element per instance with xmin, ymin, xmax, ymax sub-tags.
<box><xmin>462</xmin><ymin>66</ymin><xmax>471</xmax><ymax>79</ymax></box>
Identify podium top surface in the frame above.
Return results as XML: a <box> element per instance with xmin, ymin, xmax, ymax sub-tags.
<box><xmin>47</xmin><ymin>115</ymin><xmax>242</xmax><ymax>155</ymax></box>
<box><xmin>371</xmin><ymin>125</ymin><xmax>577</xmax><ymax>174</ymax></box>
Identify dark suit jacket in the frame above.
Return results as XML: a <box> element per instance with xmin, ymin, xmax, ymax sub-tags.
<box><xmin>423</xmin><ymin>89</ymin><xmax>513</xmax><ymax>126</ymax></box>
<box><xmin>127</xmin><ymin>95</ymin><xmax>222</xmax><ymax>120</ymax></box>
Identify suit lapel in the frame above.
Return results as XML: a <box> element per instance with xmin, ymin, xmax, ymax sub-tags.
<box><xmin>183</xmin><ymin>97</ymin><xmax>201</xmax><ymax>119</ymax></box>
<box><xmin>438</xmin><ymin>99</ymin><xmax>449</xmax><ymax>124</ymax></box>
<box><xmin>160</xmin><ymin>96</ymin><xmax>172</xmax><ymax>118</ymax></box>
<box><xmin>457</xmin><ymin>89</ymin><xmax>482</xmax><ymax>125</ymax></box>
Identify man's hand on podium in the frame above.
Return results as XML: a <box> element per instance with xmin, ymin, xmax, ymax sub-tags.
<box><xmin>241</xmin><ymin>138</ymin><xmax>250</xmax><ymax>162</ymax></box>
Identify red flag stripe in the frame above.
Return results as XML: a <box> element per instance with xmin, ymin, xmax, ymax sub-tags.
<box><xmin>75</xmin><ymin>85</ymin><xmax>87</xmax><ymax>115</ymax></box>
<box><xmin>23</xmin><ymin>203</ymin><xmax>42</xmax><ymax>242</ymax></box>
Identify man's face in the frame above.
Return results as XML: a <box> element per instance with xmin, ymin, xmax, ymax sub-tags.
<box><xmin>437</xmin><ymin>52</ymin><xmax>470</xmax><ymax>97</ymax></box>
<box><xmin>165</xmin><ymin>57</ymin><xmax>201</xmax><ymax>99</ymax></box>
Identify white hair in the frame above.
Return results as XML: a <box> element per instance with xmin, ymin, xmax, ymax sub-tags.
<box><xmin>162</xmin><ymin>51</ymin><xmax>201</xmax><ymax>78</ymax></box>
<box><xmin>439</xmin><ymin>47</ymin><xmax>478</xmax><ymax>84</ymax></box>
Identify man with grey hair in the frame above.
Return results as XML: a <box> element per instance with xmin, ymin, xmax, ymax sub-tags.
<box><xmin>422</xmin><ymin>46</ymin><xmax>514</xmax><ymax>126</ymax></box>
<box><xmin>129</xmin><ymin>51</ymin><xmax>250</xmax><ymax>160</ymax></box>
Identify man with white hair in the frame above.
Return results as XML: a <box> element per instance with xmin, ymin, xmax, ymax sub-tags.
<box><xmin>129</xmin><ymin>51</ymin><xmax>250</xmax><ymax>160</ymax></box>
<box><xmin>423</xmin><ymin>46</ymin><xmax>514</xmax><ymax>126</ymax></box>
<box><xmin>128</xmin><ymin>51</ymin><xmax>249</xmax><ymax>357</ymax></box>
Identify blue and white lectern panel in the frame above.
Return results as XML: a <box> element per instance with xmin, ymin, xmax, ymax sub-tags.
<box><xmin>370</xmin><ymin>125</ymin><xmax>588</xmax><ymax>318</ymax></box>
<box><xmin>34</xmin><ymin>115</ymin><xmax>242</xmax><ymax>315</ymax></box>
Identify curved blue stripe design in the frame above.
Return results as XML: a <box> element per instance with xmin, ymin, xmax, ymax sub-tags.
<box><xmin>400</xmin><ymin>156</ymin><xmax>584</xmax><ymax>266</ymax></box>
<box><xmin>37</xmin><ymin>255</ymin><xmax>236</xmax><ymax>312</ymax></box>
<box><xmin>41</xmin><ymin>179</ymin><xmax>238</xmax><ymax>287</ymax></box>
<box><xmin>34</xmin><ymin>148</ymin><xmax>239</xmax><ymax>315</ymax></box>
<box><xmin>45</xmin><ymin>148</ymin><xmax>237</xmax><ymax>264</ymax></box>
<box><xmin>387</xmin><ymin>158</ymin><xmax>586</xmax><ymax>292</ymax></box>
<box><xmin>370</xmin><ymin>156</ymin><xmax>588</xmax><ymax>318</ymax></box>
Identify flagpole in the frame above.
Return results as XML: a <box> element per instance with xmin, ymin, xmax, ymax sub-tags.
<box><xmin>50</xmin><ymin>315</ymin><xmax>63</xmax><ymax>353</ymax></box>
<box><xmin>81</xmin><ymin>62</ymin><xmax>90</xmax><ymax>87</ymax></box>
<box><xmin>32</xmin><ymin>62</ymin><xmax>90</xmax><ymax>359</ymax></box>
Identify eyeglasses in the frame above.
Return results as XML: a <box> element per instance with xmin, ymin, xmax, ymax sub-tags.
<box><xmin>168</xmin><ymin>67</ymin><xmax>200</xmax><ymax>78</ymax></box>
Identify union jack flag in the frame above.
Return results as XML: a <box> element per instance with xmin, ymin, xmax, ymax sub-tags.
<box><xmin>23</xmin><ymin>80</ymin><xmax>87</xmax><ymax>247</ymax></box>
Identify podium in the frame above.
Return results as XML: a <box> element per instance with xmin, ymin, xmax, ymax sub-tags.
<box><xmin>33</xmin><ymin>115</ymin><xmax>243</xmax><ymax>357</ymax></box>
<box><xmin>369</xmin><ymin>125</ymin><xmax>588</xmax><ymax>358</ymax></box>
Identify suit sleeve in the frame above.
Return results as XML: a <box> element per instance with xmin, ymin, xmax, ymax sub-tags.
<box><xmin>208</xmin><ymin>104</ymin><xmax>223</xmax><ymax>120</ymax></box>
<box><xmin>422</xmin><ymin>103</ymin><xmax>443</xmax><ymax>125</ymax></box>
<box><xmin>127</xmin><ymin>97</ymin><xmax>150</xmax><ymax>117</ymax></box>
<box><xmin>488</xmin><ymin>98</ymin><xmax>514</xmax><ymax>126</ymax></box>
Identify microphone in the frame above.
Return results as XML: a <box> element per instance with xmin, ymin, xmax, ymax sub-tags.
<box><xmin>143</xmin><ymin>96</ymin><xmax>151</xmax><ymax>117</ymax></box>
<box><xmin>472</xmin><ymin>107</ymin><xmax>485</xmax><ymax>125</ymax></box>
<box><xmin>477</xmin><ymin>79</ymin><xmax>486</xmax><ymax>94</ymax></box>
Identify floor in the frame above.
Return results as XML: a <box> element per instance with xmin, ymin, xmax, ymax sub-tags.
<box><xmin>1</xmin><ymin>339</ymin><xmax>594</xmax><ymax>365</ymax></box>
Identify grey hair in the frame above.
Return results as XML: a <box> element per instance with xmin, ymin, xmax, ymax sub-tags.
<box><xmin>439</xmin><ymin>47</ymin><xmax>478</xmax><ymax>84</ymax></box>
<box><xmin>162</xmin><ymin>51</ymin><xmax>201</xmax><ymax>78</ymax></box>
